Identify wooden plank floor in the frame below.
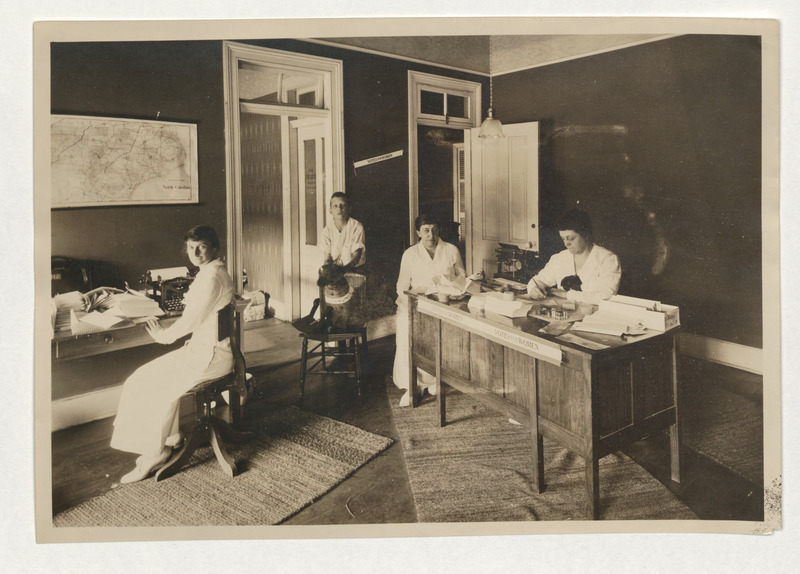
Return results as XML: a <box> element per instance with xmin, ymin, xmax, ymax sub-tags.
<box><xmin>51</xmin><ymin>318</ymin><xmax>764</xmax><ymax>524</ymax></box>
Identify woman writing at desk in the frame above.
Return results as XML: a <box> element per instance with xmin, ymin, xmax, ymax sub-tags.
<box><xmin>527</xmin><ymin>209</ymin><xmax>621</xmax><ymax>305</ymax></box>
<box><xmin>111</xmin><ymin>225</ymin><xmax>235</xmax><ymax>483</ymax></box>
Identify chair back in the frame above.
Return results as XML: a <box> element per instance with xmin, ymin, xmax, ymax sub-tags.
<box><xmin>217</xmin><ymin>303</ymin><xmax>248</xmax><ymax>396</ymax></box>
<box><xmin>319</xmin><ymin>271</ymin><xmax>366</xmax><ymax>332</ymax></box>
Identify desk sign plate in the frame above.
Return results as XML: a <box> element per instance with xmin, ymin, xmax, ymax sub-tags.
<box><xmin>417</xmin><ymin>298</ymin><xmax>562</xmax><ymax>365</ymax></box>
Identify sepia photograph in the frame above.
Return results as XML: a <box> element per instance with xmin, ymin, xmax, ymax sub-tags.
<box><xmin>24</xmin><ymin>10</ymin><xmax>787</xmax><ymax>566</ymax></box>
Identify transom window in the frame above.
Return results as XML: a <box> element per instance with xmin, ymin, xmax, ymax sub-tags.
<box><xmin>411</xmin><ymin>71</ymin><xmax>479</xmax><ymax>129</ymax></box>
<box><xmin>419</xmin><ymin>88</ymin><xmax>469</xmax><ymax>121</ymax></box>
<box><xmin>238</xmin><ymin>61</ymin><xmax>324</xmax><ymax>108</ymax></box>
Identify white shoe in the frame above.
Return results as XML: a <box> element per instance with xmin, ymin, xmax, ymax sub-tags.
<box><xmin>164</xmin><ymin>432</ymin><xmax>183</xmax><ymax>448</ymax></box>
<box><xmin>399</xmin><ymin>391</ymin><xmax>411</xmax><ymax>407</ymax></box>
<box><xmin>120</xmin><ymin>448</ymin><xmax>171</xmax><ymax>484</ymax></box>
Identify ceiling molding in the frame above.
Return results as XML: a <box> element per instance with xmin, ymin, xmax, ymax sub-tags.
<box><xmin>306</xmin><ymin>38</ymin><xmax>490</xmax><ymax>76</ymax></box>
<box><xmin>308</xmin><ymin>34</ymin><xmax>674</xmax><ymax>77</ymax></box>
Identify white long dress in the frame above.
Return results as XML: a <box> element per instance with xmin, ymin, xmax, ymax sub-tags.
<box><xmin>392</xmin><ymin>240</ymin><xmax>465</xmax><ymax>390</ymax></box>
<box><xmin>526</xmin><ymin>244</ymin><xmax>621</xmax><ymax>304</ymax></box>
<box><xmin>110</xmin><ymin>259</ymin><xmax>234</xmax><ymax>456</ymax></box>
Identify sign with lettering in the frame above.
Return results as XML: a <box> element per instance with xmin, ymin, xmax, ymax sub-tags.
<box><xmin>353</xmin><ymin>149</ymin><xmax>404</xmax><ymax>169</ymax></box>
<box><xmin>417</xmin><ymin>297</ymin><xmax>562</xmax><ymax>365</ymax></box>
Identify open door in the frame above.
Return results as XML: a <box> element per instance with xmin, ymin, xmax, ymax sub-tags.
<box><xmin>292</xmin><ymin>118</ymin><xmax>330</xmax><ymax>317</ymax></box>
<box><xmin>465</xmin><ymin>121</ymin><xmax>540</xmax><ymax>277</ymax></box>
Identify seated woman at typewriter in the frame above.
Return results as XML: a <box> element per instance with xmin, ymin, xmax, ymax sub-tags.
<box><xmin>110</xmin><ymin>225</ymin><xmax>235</xmax><ymax>483</ymax></box>
<box><xmin>526</xmin><ymin>209</ymin><xmax>621</xmax><ymax>305</ymax></box>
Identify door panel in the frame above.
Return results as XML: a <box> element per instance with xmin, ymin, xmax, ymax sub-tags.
<box><xmin>240</xmin><ymin>112</ymin><xmax>285</xmax><ymax>301</ymax></box>
<box><xmin>466</xmin><ymin>122</ymin><xmax>539</xmax><ymax>277</ymax></box>
<box><xmin>294</xmin><ymin>120</ymin><xmax>328</xmax><ymax>315</ymax></box>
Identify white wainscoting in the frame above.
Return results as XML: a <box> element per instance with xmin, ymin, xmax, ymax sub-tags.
<box><xmin>52</xmin><ymin>385</ymin><xmax>124</xmax><ymax>432</ymax></box>
<box><xmin>53</xmin><ymin>320</ymin><xmax>760</xmax><ymax>431</ymax></box>
<box><xmin>678</xmin><ymin>332</ymin><xmax>762</xmax><ymax>375</ymax></box>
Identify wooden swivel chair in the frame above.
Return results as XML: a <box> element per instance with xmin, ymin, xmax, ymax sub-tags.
<box><xmin>293</xmin><ymin>270</ymin><xmax>367</xmax><ymax>404</ymax></box>
<box><xmin>155</xmin><ymin>303</ymin><xmax>254</xmax><ymax>481</ymax></box>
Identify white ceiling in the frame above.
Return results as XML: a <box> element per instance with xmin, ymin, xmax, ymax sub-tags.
<box><xmin>317</xmin><ymin>34</ymin><xmax>669</xmax><ymax>76</ymax></box>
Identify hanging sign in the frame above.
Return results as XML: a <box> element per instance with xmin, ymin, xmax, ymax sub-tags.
<box><xmin>353</xmin><ymin>149</ymin><xmax>404</xmax><ymax>169</ymax></box>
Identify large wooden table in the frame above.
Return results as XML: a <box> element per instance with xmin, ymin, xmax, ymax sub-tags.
<box><xmin>407</xmin><ymin>292</ymin><xmax>682</xmax><ymax>520</ymax></box>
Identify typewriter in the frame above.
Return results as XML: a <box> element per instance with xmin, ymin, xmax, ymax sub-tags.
<box><xmin>494</xmin><ymin>243</ymin><xmax>542</xmax><ymax>287</ymax></box>
<box><xmin>141</xmin><ymin>267</ymin><xmax>196</xmax><ymax>315</ymax></box>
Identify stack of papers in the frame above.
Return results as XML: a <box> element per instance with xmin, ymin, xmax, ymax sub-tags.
<box><xmin>426</xmin><ymin>273</ymin><xmax>472</xmax><ymax>298</ymax></box>
<box><xmin>70</xmin><ymin>308</ymin><xmax>128</xmax><ymax>334</ymax></box>
<box><xmin>106</xmin><ymin>291</ymin><xmax>165</xmax><ymax>318</ymax></box>
<box><xmin>51</xmin><ymin>291</ymin><xmax>86</xmax><ymax>335</ymax></box>
<box><xmin>571</xmin><ymin>310</ymin><xmax>648</xmax><ymax>337</ymax></box>
<box><xmin>54</xmin><ymin>287</ymin><xmax>166</xmax><ymax>336</ymax></box>
<box><xmin>483</xmin><ymin>293</ymin><xmax>533</xmax><ymax>318</ymax></box>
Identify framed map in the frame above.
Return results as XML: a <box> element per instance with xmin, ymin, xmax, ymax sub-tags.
<box><xmin>50</xmin><ymin>115</ymin><xmax>199</xmax><ymax>207</ymax></box>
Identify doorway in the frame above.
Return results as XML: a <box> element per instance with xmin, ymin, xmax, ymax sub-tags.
<box><xmin>407</xmin><ymin>71</ymin><xmax>481</xmax><ymax>246</ymax></box>
<box><xmin>223</xmin><ymin>42</ymin><xmax>343</xmax><ymax>320</ymax></box>
<box><xmin>416</xmin><ymin>125</ymin><xmax>465</xmax><ymax>259</ymax></box>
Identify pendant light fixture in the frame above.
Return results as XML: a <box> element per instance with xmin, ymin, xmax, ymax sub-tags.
<box><xmin>479</xmin><ymin>36</ymin><xmax>505</xmax><ymax>139</ymax></box>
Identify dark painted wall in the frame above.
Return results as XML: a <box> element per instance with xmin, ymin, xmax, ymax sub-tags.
<box><xmin>494</xmin><ymin>35</ymin><xmax>762</xmax><ymax>347</ymax></box>
<box><xmin>51</xmin><ymin>41</ymin><xmax>229</xmax><ymax>289</ymax></box>
<box><xmin>50</xmin><ymin>39</ymin><xmax>485</xmax><ymax>398</ymax></box>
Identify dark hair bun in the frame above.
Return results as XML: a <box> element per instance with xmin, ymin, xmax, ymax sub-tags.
<box><xmin>560</xmin><ymin>275</ymin><xmax>583</xmax><ymax>292</ymax></box>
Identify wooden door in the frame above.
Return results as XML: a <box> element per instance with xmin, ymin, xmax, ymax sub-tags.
<box><xmin>293</xmin><ymin>119</ymin><xmax>329</xmax><ymax>315</ymax></box>
<box><xmin>465</xmin><ymin>122</ymin><xmax>540</xmax><ymax>277</ymax></box>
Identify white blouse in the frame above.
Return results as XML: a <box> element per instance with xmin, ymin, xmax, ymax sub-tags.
<box><xmin>152</xmin><ymin>258</ymin><xmax>234</xmax><ymax>366</ymax></box>
<box><xmin>396</xmin><ymin>240</ymin><xmax>465</xmax><ymax>304</ymax></box>
<box><xmin>528</xmin><ymin>244</ymin><xmax>621</xmax><ymax>304</ymax></box>
<box><xmin>322</xmin><ymin>217</ymin><xmax>366</xmax><ymax>268</ymax></box>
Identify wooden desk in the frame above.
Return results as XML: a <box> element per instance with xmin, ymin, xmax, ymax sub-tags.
<box><xmin>407</xmin><ymin>292</ymin><xmax>681</xmax><ymax>520</ymax></box>
<box><xmin>52</xmin><ymin>316</ymin><xmax>180</xmax><ymax>362</ymax></box>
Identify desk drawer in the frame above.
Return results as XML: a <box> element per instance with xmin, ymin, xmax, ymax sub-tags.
<box><xmin>53</xmin><ymin>316</ymin><xmax>181</xmax><ymax>361</ymax></box>
<box><xmin>53</xmin><ymin>326</ymin><xmax>153</xmax><ymax>361</ymax></box>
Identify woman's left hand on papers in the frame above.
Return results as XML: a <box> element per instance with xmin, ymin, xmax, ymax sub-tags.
<box><xmin>145</xmin><ymin>317</ymin><xmax>163</xmax><ymax>342</ymax></box>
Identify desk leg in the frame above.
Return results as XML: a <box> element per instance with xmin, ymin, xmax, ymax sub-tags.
<box><xmin>529</xmin><ymin>359</ymin><xmax>544</xmax><ymax>493</ymax></box>
<box><xmin>584</xmin><ymin>359</ymin><xmax>600</xmax><ymax>520</ymax></box>
<box><xmin>408</xmin><ymin>298</ymin><xmax>418</xmax><ymax>408</ymax></box>
<box><xmin>436</xmin><ymin>318</ymin><xmax>446</xmax><ymax>427</ymax></box>
<box><xmin>670</xmin><ymin>336</ymin><xmax>682</xmax><ymax>483</ymax></box>
<box><xmin>585</xmin><ymin>457</ymin><xmax>600</xmax><ymax>520</ymax></box>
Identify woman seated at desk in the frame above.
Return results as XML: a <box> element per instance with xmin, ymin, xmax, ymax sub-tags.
<box><xmin>393</xmin><ymin>213</ymin><xmax>466</xmax><ymax>407</ymax></box>
<box><xmin>110</xmin><ymin>225</ymin><xmax>235</xmax><ymax>483</ymax></box>
<box><xmin>527</xmin><ymin>208</ymin><xmax>621</xmax><ymax>305</ymax></box>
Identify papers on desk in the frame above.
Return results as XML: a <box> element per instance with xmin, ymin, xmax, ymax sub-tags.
<box><xmin>569</xmin><ymin>294</ymin><xmax>680</xmax><ymax>337</ymax></box>
<box><xmin>106</xmin><ymin>292</ymin><xmax>165</xmax><ymax>318</ymax></box>
<box><xmin>599</xmin><ymin>295</ymin><xmax>680</xmax><ymax>331</ymax></box>
<box><xmin>557</xmin><ymin>332</ymin><xmax>610</xmax><ymax>350</ymax></box>
<box><xmin>53</xmin><ymin>287</ymin><xmax>165</xmax><ymax>336</ymax></box>
<box><xmin>571</xmin><ymin>316</ymin><xmax>648</xmax><ymax>337</ymax></box>
<box><xmin>69</xmin><ymin>309</ymin><xmax>129</xmax><ymax>335</ymax></box>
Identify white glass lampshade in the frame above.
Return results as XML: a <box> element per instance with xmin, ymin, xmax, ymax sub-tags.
<box><xmin>478</xmin><ymin>108</ymin><xmax>504</xmax><ymax>139</ymax></box>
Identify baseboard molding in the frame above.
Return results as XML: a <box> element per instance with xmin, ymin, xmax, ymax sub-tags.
<box><xmin>52</xmin><ymin>385</ymin><xmax>122</xmax><ymax>432</ymax></box>
<box><xmin>678</xmin><ymin>332</ymin><xmax>762</xmax><ymax>375</ymax></box>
